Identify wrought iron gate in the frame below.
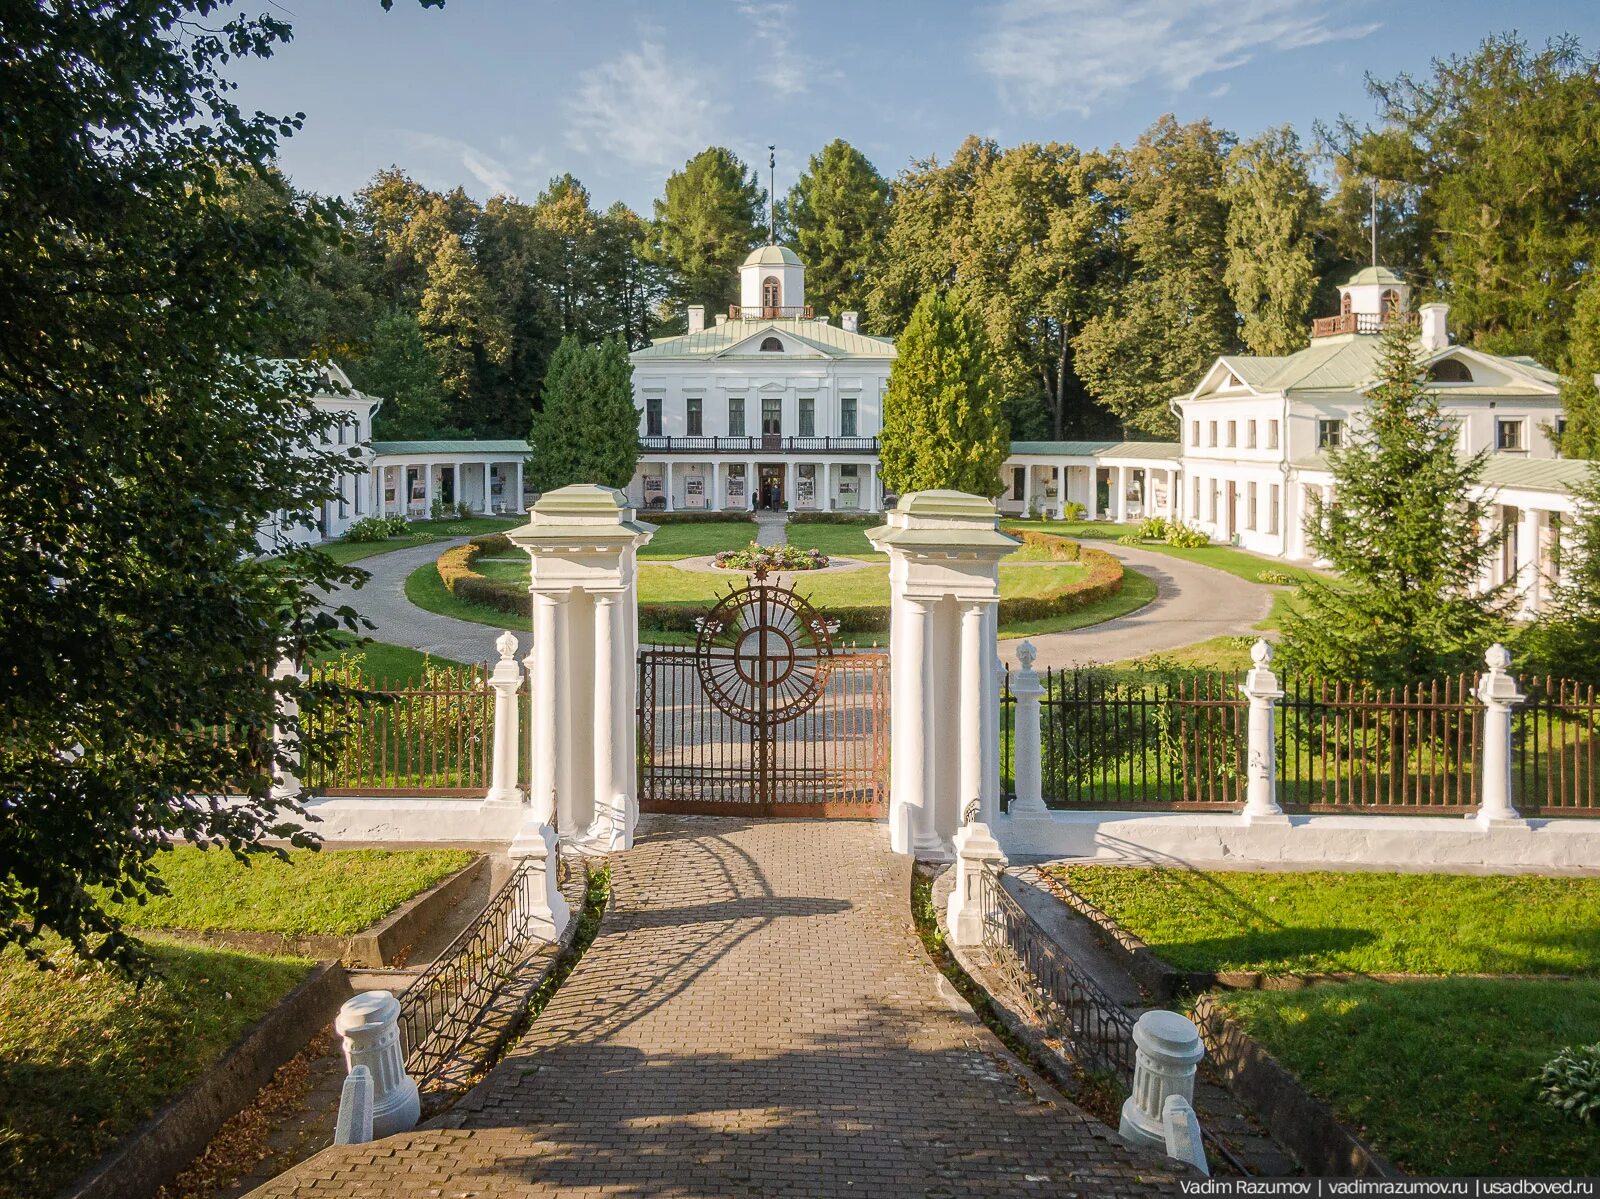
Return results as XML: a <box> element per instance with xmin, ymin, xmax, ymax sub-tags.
<box><xmin>637</xmin><ymin>569</ymin><xmax>888</xmax><ymax>818</ymax></box>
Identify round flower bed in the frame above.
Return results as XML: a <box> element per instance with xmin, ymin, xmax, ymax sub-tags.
<box><xmin>713</xmin><ymin>541</ymin><xmax>830</xmax><ymax>571</ymax></box>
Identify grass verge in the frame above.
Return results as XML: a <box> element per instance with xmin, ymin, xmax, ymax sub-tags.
<box><xmin>100</xmin><ymin>847</ymin><xmax>476</xmax><ymax>937</ymax></box>
<box><xmin>0</xmin><ymin>937</ymin><xmax>310</xmax><ymax>1199</ymax></box>
<box><xmin>320</xmin><ymin>516</ymin><xmax>522</xmax><ymax>565</ymax></box>
<box><xmin>999</xmin><ymin>566</ymin><xmax>1157</xmax><ymax>639</ymax></box>
<box><xmin>1053</xmin><ymin>865</ymin><xmax>1600</xmax><ymax>977</ymax></box>
<box><xmin>314</xmin><ymin>634</ymin><xmax>470</xmax><ymax>680</ymax></box>
<box><xmin>1216</xmin><ymin>978</ymin><xmax>1600</xmax><ymax>1176</ymax></box>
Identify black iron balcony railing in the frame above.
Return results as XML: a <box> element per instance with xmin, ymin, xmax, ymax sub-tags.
<box><xmin>1311</xmin><ymin>311</ymin><xmax>1419</xmax><ymax>338</ymax></box>
<box><xmin>728</xmin><ymin>304</ymin><xmax>814</xmax><ymax>320</ymax></box>
<box><xmin>638</xmin><ymin>435</ymin><xmax>878</xmax><ymax>455</ymax></box>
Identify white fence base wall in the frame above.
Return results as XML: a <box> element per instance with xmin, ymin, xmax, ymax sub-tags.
<box><xmin>298</xmin><ymin>798</ymin><xmax>526</xmax><ymax>842</ymax></box>
<box><xmin>997</xmin><ymin>810</ymin><xmax>1600</xmax><ymax>871</ymax></box>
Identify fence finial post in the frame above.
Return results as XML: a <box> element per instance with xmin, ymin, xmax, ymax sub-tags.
<box><xmin>335</xmin><ymin>991</ymin><xmax>419</xmax><ymax>1138</ymax></box>
<box><xmin>946</xmin><ymin>818</ymin><xmax>1006</xmax><ymax>946</ymax></box>
<box><xmin>484</xmin><ymin>631</ymin><xmax>523</xmax><ymax>809</ymax></box>
<box><xmin>1476</xmin><ymin>642</ymin><xmax>1526</xmax><ymax>827</ymax></box>
<box><xmin>271</xmin><ymin>657</ymin><xmax>303</xmax><ymax>802</ymax></box>
<box><xmin>1119</xmin><ymin>1010</ymin><xmax>1205</xmax><ymax>1155</ymax></box>
<box><xmin>1239</xmin><ymin>639</ymin><xmax>1287</xmax><ymax>824</ymax></box>
<box><xmin>1009</xmin><ymin>641</ymin><xmax>1049</xmax><ymax>820</ymax></box>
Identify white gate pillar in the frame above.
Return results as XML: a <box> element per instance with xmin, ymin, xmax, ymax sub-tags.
<box><xmin>507</xmin><ymin>485</ymin><xmax>655</xmax><ymax>855</ymax></box>
<box><xmin>868</xmin><ymin>491</ymin><xmax>1016</xmax><ymax>859</ymax></box>
<box><xmin>1477</xmin><ymin>643</ymin><xmax>1526</xmax><ymax>827</ymax></box>
<box><xmin>1240</xmin><ymin>639</ymin><xmax>1287</xmax><ymax>824</ymax></box>
<box><xmin>484</xmin><ymin>632</ymin><xmax>523</xmax><ymax>809</ymax></box>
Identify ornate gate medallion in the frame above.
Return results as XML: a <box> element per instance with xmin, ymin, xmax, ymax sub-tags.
<box><xmin>695</xmin><ymin>566</ymin><xmax>832</xmax><ymax>726</ymax></box>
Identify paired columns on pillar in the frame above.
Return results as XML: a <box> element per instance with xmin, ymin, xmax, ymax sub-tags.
<box><xmin>869</xmin><ymin>491</ymin><xmax>1014</xmax><ymax>859</ymax></box>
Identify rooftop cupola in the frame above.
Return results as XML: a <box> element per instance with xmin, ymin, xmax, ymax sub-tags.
<box><xmin>1313</xmin><ymin>266</ymin><xmax>1411</xmax><ymax>338</ymax></box>
<box><xmin>735</xmin><ymin>245</ymin><xmax>810</xmax><ymax>319</ymax></box>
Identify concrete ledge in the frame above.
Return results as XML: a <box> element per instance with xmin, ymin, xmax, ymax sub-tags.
<box><xmin>1192</xmin><ymin>992</ymin><xmax>1399</xmax><ymax>1178</ymax></box>
<box><xmin>298</xmin><ymin>797</ymin><xmax>525</xmax><ymax>842</ymax></box>
<box><xmin>135</xmin><ymin>856</ymin><xmax>487</xmax><ymax>967</ymax></box>
<box><xmin>998</xmin><ymin>809</ymin><xmax>1600</xmax><ymax>870</ymax></box>
<box><xmin>65</xmin><ymin>960</ymin><xmax>353</xmax><ymax>1199</ymax></box>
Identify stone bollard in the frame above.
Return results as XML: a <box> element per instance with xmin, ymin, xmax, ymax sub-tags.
<box><xmin>335</xmin><ymin>991</ymin><xmax>419</xmax><ymax>1138</ymax></box>
<box><xmin>1162</xmin><ymin>1094</ymin><xmax>1210</xmax><ymax>1175</ymax></box>
<box><xmin>1476</xmin><ymin>643</ymin><xmax>1526</xmax><ymax>827</ymax></box>
<box><xmin>484</xmin><ymin>631</ymin><xmax>523</xmax><ymax>809</ymax></box>
<box><xmin>1008</xmin><ymin>641</ymin><xmax>1048</xmax><ymax>820</ymax></box>
<box><xmin>334</xmin><ymin>1064</ymin><xmax>374</xmax><ymax>1146</ymax></box>
<box><xmin>1239</xmin><ymin>639</ymin><xmax>1287</xmax><ymax>824</ymax></box>
<box><xmin>1119</xmin><ymin>1010</ymin><xmax>1206</xmax><ymax>1154</ymax></box>
<box><xmin>946</xmin><ymin>819</ymin><xmax>1005</xmax><ymax>946</ymax></box>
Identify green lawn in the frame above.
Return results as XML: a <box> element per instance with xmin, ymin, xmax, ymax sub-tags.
<box><xmin>1000</xmin><ymin>566</ymin><xmax>1157</xmax><ymax>638</ymax></box>
<box><xmin>638</xmin><ymin>520</ymin><xmax>758</xmax><ymax>560</ymax></box>
<box><xmin>1009</xmin><ymin>520</ymin><xmax>1329</xmax><ymax>587</ymax></box>
<box><xmin>100</xmin><ymin>847</ymin><xmax>476</xmax><ymax>937</ymax></box>
<box><xmin>0</xmin><ymin>937</ymin><xmax>311</xmax><ymax>1199</ymax></box>
<box><xmin>315</xmin><ymin>634</ymin><xmax>470</xmax><ymax>681</ymax></box>
<box><xmin>784</xmin><ymin>520</ymin><xmax>886</xmax><ymax>560</ymax></box>
<box><xmin>1217</xmin><ymin>979</ymin><xmax>1600</xmax><ymax>1176</ymax></box>
<box><xmin>320</xmin><ymin>516</ymin><xmax>522</xmax><ymax>565</ymax></box>
<box><xmin>1053</xmin><ymin>865</ymin><xmax>1600</xmax><ymax>977</ymax></box>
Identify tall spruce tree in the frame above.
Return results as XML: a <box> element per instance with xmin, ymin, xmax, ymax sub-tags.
<box><xmin>1555</xmin><ymin>273</ymin><xmax>1600</xmax><ymax>459</ymax></box>
<box><xmin>1280</xmin><ymin>318</ymin><xmax>1514</xmax><ymax>684</ymax></box>
<box><xmin>782</xmin><ymin>139</ymin><xmax>891</xmax><ymax>319</ymax></box>
<box><xmin>1223</xmin><ymin>127</ymin><xmax>1321</xmax><ymax>356</ymax></box>
<box><xmin>879</xmin><ymin>292</ymin><xmax>1007</xmax><ymax>496</ymax></box>
<box><xmin>528</xmin><ymin>335</ymin><xmax>640</xmax><ymax>492</ymax></box>
<box><xmin>644</xmin><ymin>147</ymin><xmax>765</xmax><ymax>318</ymax></box>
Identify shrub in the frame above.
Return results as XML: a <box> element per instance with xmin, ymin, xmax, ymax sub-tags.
<box><xmin>344</xmin><ymin>515</ymin><xmax>405</xmax><ymax>543</ymax></box>
<box><xmin>1136</xmin><ymin>515</ymin><xmax>1170</xmax><ymax>541</ymax></box>
<box><xmin>642</xmin><ymin>511</ymin><xmax>757</xmax><ymax>525</ymax></box>
<box><xmin>1116</xmin><ymin>534</ymin><xmax>1142</xmax><ymax>546</ymax></box>
<box><xmin>1164</xmin><ymin>522</ymin><xmax>1210</xmax><ymax>549</ymax></box>
<box><xmin>454</xmin><ymin>500</ymin><xmax>473</xmax><ymax>519</ymax></box>
<box><xmin>1062</xmin><ymin>501</ymin><xmax>1086</xmax><ymax>522</ymax></box>
<box><xmin>786</xmin><ymin>512</ymin><xmax>874</xmax><ymax>525</ymax></box>
<box><xmin>1003</xmin><ymin>529</ymin><xmax>1082</xmax><ymax>561</ymax></box>
<box><xmin>1257</xmin><ymin>569</ymin><xmax>1291</xmax><ymax>585</ymax></box>
<box><xmin>1537</xmin><ymin>1043</ymin><xmax>1600</xmax><ymax>1125</ymax></box>
<box><xmin>713</xmin><ymin>542</ymin><xmax>829</xmax><ymax>571</ymax></box>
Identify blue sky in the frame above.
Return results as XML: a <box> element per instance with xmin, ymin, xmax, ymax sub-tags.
<box><xmin>229</xmin><ymin>1</ymin><xmax>1599</xmax><ymax>213</ymax></box>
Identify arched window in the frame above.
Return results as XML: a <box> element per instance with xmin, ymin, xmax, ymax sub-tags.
<box><xmin>1379</xmin><ymin>288</ymin><xmax>1400</xmax><ymax>320</ymax></box>
<box><xmin>762</xmin><ymin>276</ymin><xmax>781</xmax><ymax>311</ymax></box>
<box><xmin>1340</xmin><ymin>292</ymin><xmax>1353</xmax><ymax>316</ymax></box>
<box><xmin>760</xmin><ymin>336</ymin><xmax>783</xmax><ymax>352</ymax></box>
<box><xmin>1428</xmin><ymin>359</ymin><xmax>1473</xmax><ymax>383</ymax></box>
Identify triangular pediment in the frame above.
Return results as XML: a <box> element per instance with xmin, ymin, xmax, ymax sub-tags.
<box><xmin>714</xmin><ymin>324</ymin><xmax>835</xmax><ymax>359</ymax></box>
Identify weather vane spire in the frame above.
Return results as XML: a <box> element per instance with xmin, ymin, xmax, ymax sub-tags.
<box><xmin>1370</xmin><ymin>177</ymin><xmax>1379</xmax><ymax>268</ymax></box>
<box><xmin>768</xmin><ymin>144</ymin><xmax>776</xmax><ymax>245</ymax></box>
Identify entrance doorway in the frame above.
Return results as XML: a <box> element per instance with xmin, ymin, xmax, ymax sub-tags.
<box><xmin>758</xmin><ymin>464</ymin><xmax>785</xmax><ymax>510</ymax></box>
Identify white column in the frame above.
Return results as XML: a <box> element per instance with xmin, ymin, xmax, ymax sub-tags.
<box><xmin>270</xmin><ymin>657</ymin><xmax>302</xmax><ymax>802</ymax></box>
<box><xmin>665</xmin><ymin>461</ymin><xmax>676</xmax><ymax>512</ymax></box>
<box><xmin>529</xmin><ymin>592</ymin><xmax>563</xmax><ymax>827</ymax></box>
<box><xmin>484</xmin><ymin>631</ymin><xmax>522</xmax><ymax>808</ymax></box>
<box><xmin>712</xmin><ymin>461</ymin><xmax>724</xmax><ymax>511</ymax></box>
<box><xmin>1086</xmin><ymin>469</ymin><xmax>1099</xmax><ymax>521</ymax></box>
<box><xmin>336</xmin><ymin>992</ymin><xmax>418</xmax><ymax>1138</ymax></box>
<box><xmin>1113</xmin><ymin>465</ymin><xmax>1128</xmax><ymax>522</ymax></box>
<box><xmin>911</xmin><ymin>599</ymin><xmax>941</xmax><ymax>855</ymax></box>
<box><xmin>1053</xmin><ymin>466</ymin><xmax>1065</xmax><ymax>518</ymax></box>
<box><xmin>1120</xmin><ymin>1011</ymin><xmax>1206</xmax><ymax>1155</ymax></box>
<box><xmin>1009</xmin><ymin>641</ymin><xmax>1047</xmax><ymax>818</ymax></box>
<box><xmin>959</xmin><ymin>603</ymin><xmax>986</xmax><ymax>821</ymax></box>
<box><xmin>867</xmin><ymin>461</ymin><xmax>877</xmax><ymax>510</ymax></box>
<box><xmin>483</xmin><ymin>462</ymin><xmax>492</xmax><ymax>513</ymax></box>
<box><xmin>891</xmin><ymin>597</ymin><xmax>930</xmax><ymax>855</ymax></box>
<box><xmin>784</xmin><ymin>460</ymin><xmax>796</xmax><ymax>510</ymax></box>
<box><xmin>589</xmin><ymin>593</ymin><xmax>625</xmax><ymax>849</ymax></box>
<box><xmin>423</xmin><ymin>463</ymin><xmax>434</xmax><ymax>515</ymax></box>
<box><xmin>1518</xmin><ymin>508</ymin><xmax>1542</xmax><ymax>614</ymax></box>
<box><xmin>513</xmin><ymin>460</ymin><xmax>524</xmax><ymax>512</ymax></box>
<box><xmin>946</xmin><ymin>819</ymin><xmax>1006</xmax><ymax>946</ymax></box>
<box><xmin>1021</xmin><ymin>465</ymin><xmax>1033</xmax><ymax>517</ymax></box>
<box><xmin>1240</xmin><ymin>640</ymin><xmax>1286</xmax><ymax>823</ymax></box>
<box><xmin>454</xmin><ymin>461</ymin><xmax>464</xmax><ymax>510</ymax></box>
<box><xmin>820</xmin><ymin>461</ymin><xmax>832</xmax><ymax>511</ymax></box>
<box><xmin>1476</xmin><ymin>643</ymin><xmax>1526</xmax><ymax>826</ymax></box>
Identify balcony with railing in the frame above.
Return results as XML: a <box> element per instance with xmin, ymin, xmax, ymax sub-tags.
<box><xmin>1311</xmin><ymin>311</ymin><xmax>1418</xmax><ymax>338</ymax></box>
<box><xmin>639</xmin><ymin>434</ymin><xmax>878</xmax><ymax>455</ymax></box>
<box><xmin>727</xmin><ymin>304</ymin><xmax>815</xmax><ymax>320</ymax></box>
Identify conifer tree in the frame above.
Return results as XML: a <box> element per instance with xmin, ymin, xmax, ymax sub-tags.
<box><xmin>1280</xmin><ymin>318</ymin><xmax>1513</xmax><ymax>684</ymax></box>
<box><xmin>879</xmin><ymin>292</ymin><xmax>1007</xmax><ymax>496</ymax></box>
<box><xmin>1555</xmin><ymin>273</ymin><xmax>1600</xmax><ymax>459</ymax></box>
<box><xmin>644</xmin><ymin>147</ymin><xmax>765</xmax><ymax>317</ymax></box>
<box><xmin>528</xmin><ymin>335</ymin><xmax>640</xmax><ymax>492</ymax></box>
<box><xmin>1519</xmin><ymin>462</ymin><xmax>1600</xmax><ymax>683</ymax></box>
<box><xmin>1223</xmin><ymin>127</ymin><xmax>1321</xmax><ymax>356</ymax></box>
<box><xmin>782</xmin><ymin>139</ymin><xmax>890</xmax><ymax>319</ymax></box>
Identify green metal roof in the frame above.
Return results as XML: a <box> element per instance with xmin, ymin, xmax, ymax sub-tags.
<box><xmin>632</xmin><ymin>318</ymin><xmax>896</xmax><ymax>361</ymax></box>
<box><xmin>1478</xmin><ymin>457</ymin><xmax>1596</xmax><ymax>494</ymax></box>
<box><xmin>743</xmin><ymin>245</ymin><xmax>802</xmax><ymax>267</ymax></box>
<box><xmin>1340</xmin><ymin>265</ymin><xmax>1407</xmax><ymax>287</ymax></box>
<box><xmin>371</xmin><ymin>439</ymin><xmax>529</xmax><ymax>455</ymax></box>
<box><xmin>1198</xmin><ymin>340</ymin><xmax>1560</xmax><ymax>398</ymax></box>
<box><xmin>1006</xmin><ymin>440</ymin><xmax>1181</xmax><ymax>460</ymax></box>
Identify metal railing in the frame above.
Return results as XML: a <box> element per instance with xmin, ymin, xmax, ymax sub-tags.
<box><xmin>637</xmin><ymin>435</ymin><xmax>878</xmax><ymax>455</ymax></box>
<box><xmin>398</xmin><ymin>860</ymin><xmax>548</xmax><ymax>1082</ymax></box>
<box><xmin>978</xmin><ymin>864</ymin><xmax>1136</xmax><ymax>1082</ymax></box>
<box><xmin>1311</xmin><ymin>311</ymin><xmax>1417</xmax><ymax>338</ymax></box>
<box><xmin>728</xmin><ymin>303</ymin><xmax>814</xmax><ymax>319</ymax></box>
<box><xmin>1515</xmin><ymin>676</ymin><xmax>1600</xmax><ymax>814</ymax></box>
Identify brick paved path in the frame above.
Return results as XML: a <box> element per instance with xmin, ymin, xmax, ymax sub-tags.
<box><xmin>252</xmin><ymin>818</ymin><xmax>1179</xmax><ymax>1198</ymax></box>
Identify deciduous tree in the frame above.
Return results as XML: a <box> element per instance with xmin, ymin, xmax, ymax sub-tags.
<box><xmin>1520</xmin><ymin>461</ymin><xmax>1600</xmax><ymax>683</ymax></box>
<box><xmin>349</xmin><ymin>310</ymin><xmax>457</xmax><ymax>438</ymax></box>
<box><xmin>1555</xmin><ymin>273</ymin><xmax>1600</xmax><ymax>460</ymax></box>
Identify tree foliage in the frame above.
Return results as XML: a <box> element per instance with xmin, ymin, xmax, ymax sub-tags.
<box><xmin>1224</xmin><ymin>127</ymin><xmax>1320</xmax><ymax>356</ymax></box>
<box><xmin>0</xmin><ymin>1</ymin><xmax>375</xmax><ymax>972</ymax></box>
<box><xmin>781</xmin><ymin>139</ymin><xmax>890</xmax><ymax>320</ymax></box>
<box><xmin>1279</xmin><ymin>319</ymin><xmax>1513</xmax><ymax>684</ymax></box>
<box><xmin>879</xmin><ymin>292</ymin><xmax>1007</xmax><ymax>496</ymax></box>
<box><xmin>643</xmin><ymin>147</ymin><xmax>765</xmax><ymax>318</ymax></box>
<box><xmin>347</xmin><ymin>310</ymin><xmax>456</xmax><ymax>438</ymax></box>
<box><xmin>528</xmin><ymin>336</ymin><xmax>641</xmax><ymax>492</ymax></box>
<box><xmin>1555</xmin><ymin>273</ymin><xmax>1600</xmax><ymax>460</ymax></box>
<box><xmin>1519</xmin><ymin>462</ymin><xmax>1600</xmax><ymax>683</ymax></box>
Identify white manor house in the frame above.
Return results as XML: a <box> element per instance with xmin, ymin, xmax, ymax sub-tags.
<box><xmin>294</xmin><ymin>250</ymin><xmax>1592</xmax><ymax>617</ymax></box>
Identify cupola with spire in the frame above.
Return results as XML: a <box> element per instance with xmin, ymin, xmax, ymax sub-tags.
<box><xmin>735</xmin><ymin>244</ymin><xmax>809</xmax><ymax>319</ymax></box>
<box><xmin>1312</xmin><ymin>265</ymin><xmax>1412</xmax><ymax>338</ymax></box>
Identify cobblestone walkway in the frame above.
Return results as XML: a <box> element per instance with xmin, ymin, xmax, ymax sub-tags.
<box><xmin>251</xmin><ymin>818</ymin><xmax>1180</xmax><ymax>1198</ymax></box>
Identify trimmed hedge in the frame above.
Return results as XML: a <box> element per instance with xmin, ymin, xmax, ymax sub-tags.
<box><xmin>433</xmin><ymin>529</ymin><xmax>1123</xmax><ymax>636</ymax></box>
<box><xmin>786</xmin><ymin>512</ymin><xmax>878</xmax><ymax>525</ymax></box>
<box><xmin>638</xmin><ymin>511</ymin><xmax>756</xmax><ymax>525</ymax></box>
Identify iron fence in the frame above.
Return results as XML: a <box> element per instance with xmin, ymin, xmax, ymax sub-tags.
<box><xmin>1515</xmin><ymin>676</ymin><xmax>1600</xmax><ymax>815</ymax></box>
<box><xmin>398</xmin><ymin>859</ymin><xmax>548</xmax><ymax>1083</ymax></box>
<box><xmin>978</xmin><ymin>864</ymin><xmax>1136</xmax><ymax>1082</ymax></box>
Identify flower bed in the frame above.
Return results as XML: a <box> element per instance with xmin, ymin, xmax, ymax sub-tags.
<box><xmin>712</xmin><ymin>541</ymin><xmax>830</xmax><ymax>571</ymax></box>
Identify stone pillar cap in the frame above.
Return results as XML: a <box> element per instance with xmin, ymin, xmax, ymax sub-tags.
<box><xmin>337</xmin><ymin>989</ymin><xmax>400</xmax><ymax>1033</ymax></box>
<box><xmin>1133</xmin><ymin>1010</ymin><xmax>1205</xmax><ymax>1061</ymax></box>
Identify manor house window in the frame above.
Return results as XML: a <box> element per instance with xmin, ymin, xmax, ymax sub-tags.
<box><xmin>646</xmin><ymin>396</ymin><xmax>662</xmax><ymax>436</ymax></box>
<box><xmin>687</xmin><ymin>397</ymin><xmax>703</xmax><ymax>436</ymax></box>
<box><xmin>840</xmin><ymin>397</ymin><xmax>858</xmax><ymax>437</ymax></box>
<box><xmin>1191</xmin><ymin>420</ymin><xmax>1200</xmax><ymax>446</ymax></box>
<box><xmin>1226</xmin><ymin>420</ymin><xmax>1237</xmax><ymax>448</ymax></box>
<box><xmin>1496</xmin><ymin>418</ymin><xmax>1525</xmax><ymax>451</ymax></box>
<box><xmin>1268</xmin><ymin>484</ymin><xmax>1280</xmax><ymax>534</ymax></box>
<box><xmin>760</xmin><ymin>336</ymin><xmax>783</xmax><ymax>352</ymax></box>
<box><xmin>1246</xmin><ymin>481</ymin><xmax>1257</xmax><ymax>530</ymax></box>
<box><xmin>1317</xmin><ymin>419</ymin><xmax>1344</xmax><ymax>450</ymax></box>
<box><xmin>1246</xmin><ymin>420</ymin><xmax>1257</xmax><ymax>449</ymax></box>
<box><xmin>799</xmin><ymin>397</ymin><xmax>815</xmax><ymax>437</ymax></box>
<box><xmin>728</xmin><ymin>397</ymin><xmax>745</xmax><ymax>436</ymax></box>
<box><xmin>1208</xmin><ymin>421</ymin><xmax>1218</xmax><ymax>448</ymax></box>
<box><xmin>1267</xmin><ymin>420</ymin><xmax>1280</xmax><ymax>450</ymax></box>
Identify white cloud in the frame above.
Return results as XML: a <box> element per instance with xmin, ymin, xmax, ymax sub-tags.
<box><xmin>732</xmin><ymin>0</ymin><xmax>825</xmax><ymax>98</ymax></box>
<box><xmin>975</xmin><ymin>0</ymin><xmax>1379</xmax><ymax>116</ymax></box>
<box><xmin>566</xmin><ymin>41</ymin><xmax>718</xmax><ymax>169</ymax></box>
<box><xmin>399</xmin><ymin>131</ymin><xmax>546</xmax><ymax>198</ymax></box>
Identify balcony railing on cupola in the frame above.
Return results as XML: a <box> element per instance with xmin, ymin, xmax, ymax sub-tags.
<box><xmin>1311</xmin><ymin>311</ymin><xmax>1418</xmax><ymax>338</ymax></box>
<box><xmin>728</xmin><ymin>304</ymin><xmax>814</xmax><ymax>320</ymax></box>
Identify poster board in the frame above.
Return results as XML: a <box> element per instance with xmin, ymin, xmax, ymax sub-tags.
<box><xmin>727</xmin><ymin>470</ymin><xmax>746</xmax><ymax>507</ymax></box>
<box><xmin>838</xmin><ymin>477</ymin><xmax>859</xmax><ymax>510</ymax></box>
<box><xmin>796</xmin><ymin>468</ymin><xmax>816</xmax><ymax>509</ymax></box>
<box><xmin>685</xmin><ymin>474</ymin><xmax>706</xmax><ymax>509</ymax></box>
<box><xmin>643</xmin><ymin>473</ymin><xmax>665</xmax><ymax>509</ymax></box>
<box><xmin>1152</xmin><ymin>476</ymin><xmax>1168</xmax><ymax>510</ymax></box>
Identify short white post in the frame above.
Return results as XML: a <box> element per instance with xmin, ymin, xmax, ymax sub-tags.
<box><xmin>335</xmin><ymin>991</ymin><xmax>419</xmax><ymax>1138</ymax></box>
<box><xmin>1162</xmin><ymin>1095</ymin><xmax>1210</xmax><ymax>1176</ymax></box>
<box><xmin>334</xmin><ymin>1064</ymin><xmax>374</xmax><ymax>1146</ymax></box>
<box><xmin>484</xmin><ymin>632</ymin><xmax>523</xmax><ymax>808</ymax></box>
<box><xmin>946</xmin><ymin>819</ymin><xmax>1006</xmax><ymax>946</ymax></box>
<box><xmin>1009</xmin><ymin>641</ymin><xmax>1048</xmax><ymax>819</ymax></box>
<box><xmin>1119</xmin><ymin>1010</ymin><xmax>1205</xmax><ymax>1154</ymax></box>
<box><xmin>1240</xmin><ymin>639</ymin><xmax>1287</xmax><ymax>823</ymax></box>
<box><xmin>507</xmin><ymin>818</ymin><xmax>572</xmax><ymax>941</ymax></box>
<box><xmin>1476</xmin><ymin>643</ymin><xmax>1526</xmax><ymax>827</ymax></box>
<box><xmin>271</xmin><ymin>657</ymin><xmax>302</xmax><ymax>802</ymax></box>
